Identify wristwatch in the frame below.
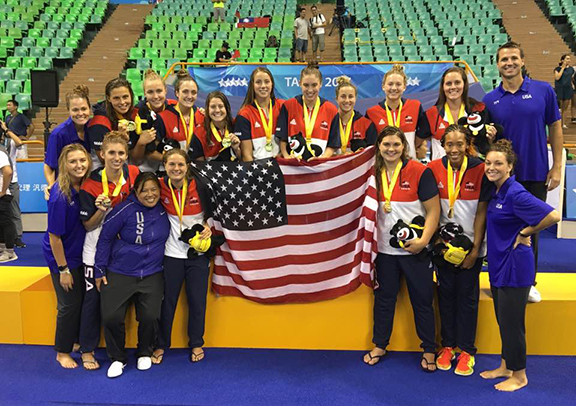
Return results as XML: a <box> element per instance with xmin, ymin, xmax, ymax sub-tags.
<box><xmin>58</xmin><ymin>265</ymin><xmax>71</xmax><ymax>274</ymax></box>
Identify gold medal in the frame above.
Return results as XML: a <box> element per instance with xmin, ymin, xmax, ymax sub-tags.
<box><xmin>265</xmin><ymin>141</ymin><xmax>273</xmax><ymax>152</ymax></box>
<box><xmin>222</xmin><ymin>136</ymin><xmax>232</xmax><ymax>149</ymax></box>
<box><xmin>384</xmin><ymin>201</ymin><xmax>392</xmax><ymax>213</ymax></box>
<box><xmin>118</xmin><ymin>119</ymin><xmax>136</xmax><ymax>132</ymax></box>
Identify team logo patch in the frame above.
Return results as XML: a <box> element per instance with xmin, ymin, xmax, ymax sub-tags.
<box><xmin>437</xmin><ymin>181</ymin><xmax>444</xmax><ymax>189</ymax></box>
<box><xmin>353</xmin><ymin>131</ymin><xmax>362</xmax><ymax>138</ymax></box>
<box><xmin>164</xmin><ymin>197</ymin><xmax>170</xmax><ymax>204</ymax></box>
<box><xmin>379</xmin><ymin>119</ymin><xmax>386</xmax><ymax>125</ymax></box>
<box><xmin>173</xmin><ymin>126</ymin><xmax>179</xmax><ymax>133</ymax></box>
<box><xmin>255</xmin><ymin>122</ymin><xmax>261</xmax><ymax>128</ymax></box>
<box><xmin>439</xmin><ymin>122</ymin><xmax>446</xmax><ymax>130</ymax></box>
<box><xmin>190</xmin><ymin>197</ymin><xmax>199</xmax><ymax>205</ymax></box>
<box><xmin>464</xmin><ymin>181</ymin><xmax>475</xmax><ymax>192</ymax></box>
<box><xmin>405</xmin><ymin>115</ymin><xmax>413</xmax><ymax>124</ymax></box>
<box><xmin>320</xmin><ymin>121</ymin><xmax>329</xmax><ymax>130</ymax></box>
<box><xmin>400</xmin><ymin>180</ymin><xmax>411</xmax><ymax>190</ymax></box>
<box><xmin>290</xmin><ymin>119</ymin><xmax>297</xmax><ymax>125</ymax></box>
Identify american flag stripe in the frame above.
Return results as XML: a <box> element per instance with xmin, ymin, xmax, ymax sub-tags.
<box><xmin>211</xmin><ymin>147</ymin><xmax>379</xmax><ymax>303</ymax></box>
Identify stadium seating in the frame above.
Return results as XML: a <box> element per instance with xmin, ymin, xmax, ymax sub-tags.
<box><xmin>125</xmin><ymin>0</ymin><xmax>297</xmax><ymax>88</ymax></box>
<box><xmin>341</xmin><ymin>0</ymin><xmax>507</xmax><ymax>90</ymax></box>
<box><xmin>0</xmin><ymin>0</ymin><xmax>108</xmax><ymax>112</ymax></box>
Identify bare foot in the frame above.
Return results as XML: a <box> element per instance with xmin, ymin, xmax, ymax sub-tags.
<box><xmin>81</xmin><ymin>352</ymin><xmax>100</xmax><ymax>370</ymax></box>
<box><xmin>363</xmin><ymin>347</ymin><xmax>386</xmax><ymax>365</ymax></box>
<box><xmin>480</xmin><ymin>367</ymin><xmax>513</xmax><ymax>379</ymax></box>
<box><xmin>152</xmin><ymin>349</ymin><xmax>164</xmax><ymax>365</ymax></box>
<box><xmin>56</xmin><ymin>352</ymin><xmax>78</xmax><ymax>369</ymax></box>
<box><xmin>191</xmin><ymin>347</ymin><xmax>205</xmax><ymax>363</ymax></box>
<box><xmin>495</xmin><ymin>375</ymin><xmax>528</xmax><ymax>392</ymax></box>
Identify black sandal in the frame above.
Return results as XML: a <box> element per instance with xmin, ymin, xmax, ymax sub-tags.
<box><xmin>421</xmin><ymin>353</ymin><xmax>437</xmax><ymax>373</ymax></box>
<box><xmin>363</xmin><ymin>349</ymin><xmax>386</xmax><ymax>366</ymax></box>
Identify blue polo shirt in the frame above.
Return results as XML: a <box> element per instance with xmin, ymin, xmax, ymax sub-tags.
<box><xmin>42</xmin><ymin>182</ymin><xmax>86</xmax><ymax>273</ymax></box>
<box><xmin>483</xmin><ymin>77</ymin><xmax>561</xmax><ymax>182</ymax></box>
<box><xmin>45</xmin><ymin>117</ymin><xmax>90</xmax><ymax>170</ymax></box>
<box><xmin>5</xmin><ymin>112</ymin><xmax>31</xmax><ymax>137</ymax></box>
<box><xmin>486</xmin><ymin>176</ymin><xmax>553</xmax><ymax>288</ymax></box>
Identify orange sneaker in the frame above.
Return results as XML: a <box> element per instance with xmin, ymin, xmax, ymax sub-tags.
<box><xmin>454</xmin><ymin>351</ymin><xmax>475</xmax><ymax>376</ymax></box>
<box><xmin>436</xmin><ymin>347</ymin><xmax>455</xmax><ymax>371</ymax></box>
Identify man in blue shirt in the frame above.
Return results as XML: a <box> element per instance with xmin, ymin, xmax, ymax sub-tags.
<box><xmin>4</xmin><ymin>100</ymin><xmax>34</xmax><ymax>140</ymax></box>
<box><xmin>483</xmin><ymin>42</ymin><xmax>563</xmax><ymax>302</ymax></box>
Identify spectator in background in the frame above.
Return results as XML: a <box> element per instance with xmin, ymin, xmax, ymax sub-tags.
<box><xmin>212</xmin><ymin>0</ymin><xmax>226</xmax><ymax>24</ymax></box>
<box><xmin>554</xmin><ymin>54</ymin><xmax>574</xmax><ymax>129</ymax></box>
<box><xmin>0</xmin><ymin>143</ymin><xmax>16</xmax><ymax>262</ymax></box>
<box><xmin>309</xmin><ymin>5</ymin><xmax>327</xmax><ymax>62</ymax></box>
<box><xmin>294</xmin><ymin>8</ymin><xmax>309</xmax><ymax>63</ymax></box>
<box><xmin>4</xmin><ymin>99</ymin><xmax>34</xmax><ymax>160</ymax></box>
<box><xmin>215</xmin><ymin>42</ymin><xmax>232</xmax><ymax>63</ymax></box>
<box><xmin>0</xmin><ymin>118</ymin><xmax>25</xmax><ymax>248</ymax></box>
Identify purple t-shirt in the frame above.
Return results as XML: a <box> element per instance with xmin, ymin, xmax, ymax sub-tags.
<box><xmin>42</xmin><ymin>182</ymin><xmax>86</xmax><ymax>273</ymax></box>
<box><xmin>486</xmin><ymin>176</ymin><xmax>553</xmax><ymax>287</ymax></box>
<box><xmin>45</xmin><ymin>117</ymin><xmax>90</xmax><ymax>170</ymax></box>
<box><xmin>483</xmin><ymin>77</ymin><xmax>561</xmax><ymax>182</ymax></box>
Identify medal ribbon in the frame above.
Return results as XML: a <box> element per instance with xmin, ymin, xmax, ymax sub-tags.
<box><xmin>168</xmin><ymin>178</ymin><xmax>188</xmax><ymax>231</ymax></box>
<box><xmin>444</xmin><ymin>102</ymin><xmax>466</xmax><ymax>125</ymax></box>
<box><xmin>385</xmin><ymin>101</ymin><xmax>403</xmax><ymax>127</ymax></box>
<box><xmin>256</xmin><ymin>99</ymin><xmax>274</xmax><ymax>145</ymax></box>
<box><xmin>101</xmin><ymin>168</ymin><xmax>124</xmax><ymax>197</ymax></box>
<box><xmin>210</xmin><ymin>122</ymin><xmax>229</xmax><ymax>144</ymax></box>
<box><xmin>303</xmin><ymin>97</ymin><xmax>321</xmax><ymax>145</ymax></box>
<box><xmin>447</xmin><ymin>155</ymin><xmax>468</xmax><ymax>216</ymax></box>
<box><xmin>175</xmin><ymin>104</ymin><xmax>195</xmax><ymax>148</ymax></box>
<box><xmin>339</xmin><ymin>112</ymin><xmax>355</xmax><ymax>154</ymax></box>
<box><xmin>381</xmin><ymin>161</ymin><xmax>403</xmax><ymax>210</ymax></box>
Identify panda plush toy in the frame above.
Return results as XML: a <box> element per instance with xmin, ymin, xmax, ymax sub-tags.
<box><xmin>288</xmin><ymin>132</ymin><xmax>323</xmax><ymax>161</ymax></box>
<box><xmin>389</xmin><ymin>215</ymin><xmax>429</xmax><ymax>261</ymax></box>
<box><xmin>179</xmin><ymin>224</ymin><xmax>225</xmax><ymax>259</ymax></box>
<box><xmin>349</xmin><ymin>137</ymin><xmax>368</xmax><ymax>153</ymax></box>
<box><xmin>432</xmin><ymin>222</ymin><xmax>474</xmax><ymax>270</ymax></box>
<box><xmin>457</xmin><ymin>103</ymin><xmax>503</xmax><ymax>158</ymax></box>
<box><xmin>156</xmin><ymin>137</ymin><xmax>181</xmax><ymax>154</ymax></box>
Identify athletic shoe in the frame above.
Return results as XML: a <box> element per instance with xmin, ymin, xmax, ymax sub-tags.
<box><xmin>563</xmin><ymin>124</ymin><xmax>569</xmax><ymax>129</ymax></box>
<box><xmin>528</xmin><ymin>286</ymin><xmax>542</xmax><ymax>303</ymax></box>
<box><xmin>454</xmin><ymin>352</ymin><xmax>475</xmax><ymax>376</ymax></box>
<box><xmin>436</xmin><ymin>347</ymin><xmax>455</xmax><ymax>371</ymax></box>
<box><xmin>137</xmin><ymin>356</ymin><xmax>152</xmax><ymax>371</ymax></box>
<box><xmin>0</xmin><ymin>251</ymin><xmax>18</xmax><ymax>263</ymax></box>
<box><xmin>15</xmin><ymin>238</ymin><xmax>26</xmax><ymax>248</ymax></box>
<box><xmin>107</xmin><ymin>361</ymin><xmax>126</xmax><ymax>378</ymax></box>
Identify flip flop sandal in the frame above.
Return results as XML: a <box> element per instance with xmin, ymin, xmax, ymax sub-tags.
<box><xmin>421</xmin><ymin>354</ymin><xmax>437</xmax><ymax>373</ymax></box>
<box><xmin>191</xmin><ymin>351</ymin><xmax>205</xmax><ymax>363</ymax></box>
<box><xmin>363</xmin><ymin>350</ymin><xmax>386</xmax><ymax>366</ymax></box>
<box><xmin>151</xmin><ymin>353</ymin><xmax>164</xmax><ymax>365</ymax></box>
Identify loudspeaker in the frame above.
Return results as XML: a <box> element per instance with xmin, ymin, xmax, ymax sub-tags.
<box><xmin>31</xmin><ymin>70</ymin><xmax>59</xmax><ymax>107</ymax></box>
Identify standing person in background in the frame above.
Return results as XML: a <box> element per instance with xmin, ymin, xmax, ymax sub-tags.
<box><xmin>554</xmin><ymin>54</ymin><xmax>574</xmax><ymax>129</ymax></box>
<box><xmin>366</xmin><ymin>65</ymin><xmax>430</xmax><ymax>159</ymax></box>
<box><xmin>294</xmin><ymin>8</ymin><xmax>309</xmax><ymax>63</ymax></box>
<box><xmin>309</xmin><ymin>5</ymin><xmax>326</xmax><ymax>62</ymax></box>
<box><xmin>78</xmin><ymin>131</ymin><xmax>140</xmax><ymax>371</ymax></box>
<box><xmin>44</xmin><ymin>85</ymin><xmax>92</xmax><ymax>194</ymax></box>
<box><xmin>0</xmin><ymin>144</ymin><xmax>16</xmax><ymax>262</ymax></box>
<box><xmin>480</xmin><ymin>140</ymin><xmax>560</xmax><ymax>392</ymax></box>
<box><xmin>1</xmin><ymin>117</ymin><xmax>25</xmax><ymax>248</ymax></box>
<box><xmin>329</xmin><ymin>76</ymin><xmax>377</xmax><ymax>155</ymax></box>
<box><xmin>483</xmin><ymin>41</ymin><xmax>563</xmax><ymax>303</ymax></box>
<box><xmin>212</xmin><ymin>0</ymin><xmax>226</xmax><ymax>24</ymax></box>
<box><xmin>277</xmin><ymin>62</ymin><xmax>339</xmax><ymax>160</ymax></box>
<box><xmin>42</xmin><ymin>144</ymin><xmax>92</xmax><ymax>369</ymax></box>
<box><xmin>235</xmin><ymin>67</ymin><xmax>285</xmax><ymax>161</ymax></box>
<box><xmin>4</xmin><ymin>99</ymin><xmax>34</xmax><ymax>159</ymax></box>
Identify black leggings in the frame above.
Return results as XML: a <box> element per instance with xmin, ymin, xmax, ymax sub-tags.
<box><xmin>491</xmin><ymin>285</ymin><xmax>530</xmax><ymax>371</ymax></box>
<box><xmin>50</xmin><ymin>267</ymin><xmax>85</xmax><ymax>353</ymax></box>
<box><xmin>0</xmin><ymin>195</ymin><xmax>16</xmax><ymax>249</ymax></box>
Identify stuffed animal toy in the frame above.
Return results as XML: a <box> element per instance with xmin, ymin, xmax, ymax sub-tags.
<box><xmin>156</xmin><ymin>137</ymin><xmax>181</xmax><ymax>154</ymax></box>
<box><xmin>179</xmin><ymin>224</ymin><xmax>225</xmax><ymax>259</ymax></box>
<box><xmin>432</xmin><ymin>222</ymin><xmax>474</xmax><ymax>269</ymax></box>
<box><xmin>389</xmin><ymin>215</ymin><xmax>428</xmax><ymax>260</ymax></box>
<box><xmin>350</xmin><ymin>137</ymin><xmax>367</xmax><ymax>152</ymax></box>
<box><xmin>288</xmin><ymin>132</ymin><xmax>323</xmax><ymax>161</ymax></box>
<box><xmin>457</xmin><ymin>103</ymin><xmax>503</xmax><ymax>158</ymax></box>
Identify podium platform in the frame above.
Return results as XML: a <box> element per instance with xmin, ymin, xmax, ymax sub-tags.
<box><xmin>1</xmin><ymin>266</ymin><xmax>575</xmax><ymax>355</ymax></box>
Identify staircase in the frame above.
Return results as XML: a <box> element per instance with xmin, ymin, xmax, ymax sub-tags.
<box><xmin>303</xmin><ymin>4</ymin><xmax>342</xmax><ymax>63</ymax></box>
<box><xmin>28</xmin><ymin>4</ymin><xmax>153</xmax><ymax>159</ymax></box>
<box><xmin>493</xmin><ymin>0</ymin><xmax>575</xmax><ymax>154</ymax></box>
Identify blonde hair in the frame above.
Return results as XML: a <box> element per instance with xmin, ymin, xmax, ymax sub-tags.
<box><xmin>65</xmin><ymin>85</ymin><xmax>90</xmax><ymax>110</ymax></box>
<box><xmin>143</xmin><ymin>69</ymin><xmax>165</xmax><ymax>89</ymax></box>
<box><xmin>382</xmin><ymin>64</ymin><xmax>407</xmax><ymax>86</ymax></box>
<box><xmin>57</xmin><ymin>144</ymin><xmax>92</xmax><ymax>202</ymax></box>
<box><xmin>335</xmin><ymin>75</ymin><xmax>357</xmax><ymax>97</ymax></box>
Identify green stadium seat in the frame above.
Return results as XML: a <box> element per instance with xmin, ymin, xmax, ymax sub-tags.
<box><xmin>5</xmin><ymin>80</ymin><xmax>21</xmax><ymax>94</ymax></box>
<box><xmin>6</xmin><ymin>57</ymin><xmax>20</xmax><ymax>68</ymax></box>
<box><xmin>30</xmin><ymin>47</ymin><xmax>45</xmax><ymax>58</ymax></box>
<box><xmin>126</xmin><ymin>68</ymin><xmax>142</xmax><ymax>83</ymax></box>
<box><xmin>15</xmin><ymin>68</ymin><xmax>30</xmax><ymax>81</ymax></box>
<box><xmin>0</xmin><ymin>68</ymin><xmax>12</xmax><ymax>81</ymax></box>
<box><xmin>59</xmin><ymin>47</ymin><xmax>74</xmax><ymax>59</ymax></box>
<box><xmin>198</xmin><ymin>39</ymin><xmax>211</xmax><ymax>48</ymax></box>
<box><xmin>45</xmin><ymin>47</ymin><xmax>59</xmax><ymax>58</ymax></box>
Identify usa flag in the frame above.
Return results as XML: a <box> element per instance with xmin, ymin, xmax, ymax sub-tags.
<box><xmin>192</xmin><ymin>147</ymin><xmax>379</xmax><ymax>304</ymax></box>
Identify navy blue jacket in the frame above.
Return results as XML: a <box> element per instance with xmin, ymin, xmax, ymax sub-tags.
<box><xmin>95</xmin><ymin>193</ymin><xmax>170</xmax><ymax>278</ymax></box>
